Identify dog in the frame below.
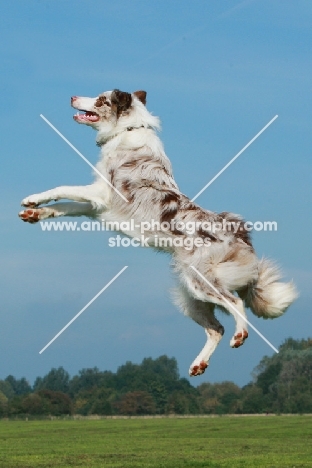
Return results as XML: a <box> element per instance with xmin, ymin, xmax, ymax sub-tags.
<box><xmin>19</xmin><ymin>89</ymin><xmax>298</xmax><ymax>376</ymax></box>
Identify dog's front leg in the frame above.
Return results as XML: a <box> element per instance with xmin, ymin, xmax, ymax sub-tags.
<box><xmin>19</xmin><ymin>201</ymin><xmax>96</xmax><ymax>223</ymax></box>
<box><xmin>21</xmin><ymin>184</ymin><xmax>108</xmax><ymax>212</ymax></box>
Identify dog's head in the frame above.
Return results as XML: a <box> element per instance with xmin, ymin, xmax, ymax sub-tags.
<box><xmin>71</xmin><ymin>89</ymin><xmax>148</xmax><ymax>128</ymax></box>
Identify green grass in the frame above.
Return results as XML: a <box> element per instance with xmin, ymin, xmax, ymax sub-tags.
<box><xmin>0</xmin><ymin>416</ymin><xmax>311</xmax><ymax>467</ymax></box>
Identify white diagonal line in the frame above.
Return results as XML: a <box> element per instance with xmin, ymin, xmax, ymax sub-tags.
<box><xmin>191</xmin><ymin>115</ymin><xmax>278</xmax><ymax>202</ymax></box>
<box><xmin>190</xmin><ymin>266</ymin><xmax>279</xmax><ymax>354</ymax></box>
<box><xmin>39</xmin><ymin>266</ymin><xmax>128</xmax><ymax>354</ymax></box>
<box><xmin>40</xmin><ymin>114</ymin><xmax>129</xmax><ymax>203</ymax></box>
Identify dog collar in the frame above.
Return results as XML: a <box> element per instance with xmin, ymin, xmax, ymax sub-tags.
<box><xmin>96</xmin><ymin>126</ymin><xmax>149</xmax><ymax>147</ymax></box>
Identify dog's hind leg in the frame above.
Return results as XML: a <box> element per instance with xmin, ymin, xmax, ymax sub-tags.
<box><xmin>189</xmin><ymin>312</ymin><xmax>225</xmax><ymax>377</ymax></box>
<box><xmin>225</xmin><ymin>297</ymin><xmax>249</xmax><ymax>349</ymax></box>
<box><xmin>173</xmin><ymin>287</ymin><xmax>224</xmax><ymax>377</ymax></box>
<box><xmin>180</xmin><ymin>268</ymin><xmax>249</xmax><ymax>350</ymax></box>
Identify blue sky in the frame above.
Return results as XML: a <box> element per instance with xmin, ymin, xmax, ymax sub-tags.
<box><xmin>0</xmin><ymin>0</ymin><xmax>311</xmax><ymax>386</ymax></box>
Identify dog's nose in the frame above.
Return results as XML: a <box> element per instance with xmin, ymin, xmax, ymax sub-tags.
<box><xmin>71</xmin><ymin>96</ymin><xmax>78</xmax><ymax>104</ymax></box>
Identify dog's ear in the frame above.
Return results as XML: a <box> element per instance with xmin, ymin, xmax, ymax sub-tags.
<box><xmin>133</xmin><ymin>90</ymin><xmax>147</xmax><ymax>106</ymax></box>
<box><xmin>111</xmin><ymin>89</ymin><xmax>132</xmax><ymax>115</ymax></box>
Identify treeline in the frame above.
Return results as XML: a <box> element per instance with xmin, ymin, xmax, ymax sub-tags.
<box><xmin>1</xmin><ymin>338</ymin><xmax>312</xmax><ymax>417</ymax></box>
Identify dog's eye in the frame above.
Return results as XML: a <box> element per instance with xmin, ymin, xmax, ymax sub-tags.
<box><xmin>95</xmin><ymin>96</ymin><xmax>107</xmax><ymax>107</ymax></box>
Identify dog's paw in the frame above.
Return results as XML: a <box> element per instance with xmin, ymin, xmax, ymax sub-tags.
<box><xmin>19</xmin><ymin>208</ymin><xmax>55</xmax><ymax>223</ymax></box>
<box><xmin>230</xmin><ymin>329</ymin><xmax>248</xmax><ymax>348</ymax></box>
<box><xmin>21</xmin><ymin>194</ymin><xmax>48</xmax><ymax>208</ymax></box>
<box><xmin>189</xmin><ymin>360</ymin><xmax>208</xmax><ymax>377</ymax></box>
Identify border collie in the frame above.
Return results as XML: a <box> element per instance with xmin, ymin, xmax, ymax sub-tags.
<box><xmin>19</xmin><ymin>89</ymin><xmax>297</xmax><ymax>376</ymax></box>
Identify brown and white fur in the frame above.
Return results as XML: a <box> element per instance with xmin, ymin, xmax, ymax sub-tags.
<box><xmin>19</xmin><ymin>89</ymin><xmax>298</xmax><ymax>376</ymax></box>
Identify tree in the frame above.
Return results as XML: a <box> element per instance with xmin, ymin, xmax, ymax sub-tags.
<box><xmin>33</xmin><ymin>367</ymin><xmax>70</xmax><ymax>394</ymax></box>
<box><xmin>74</xmin><ymin>387</ymin><xmax>115</xmax><ymax>415</ymax></box>
<box><xmin>69</xmin><ymin>368</ymin><xmax>115</xmax><ymax>397</ymax></box>
<box><xmin>37</xmin><ymin>390</ymin><xmax>73</xmax><ymax>415</ymax></box>
<box><xmin>3</xmin><ymin>340</ymin><xmax>312</xmax><ymax>418</ymax></box>
<box><xmin>114</xmin><ymin>355</ymin><xmax>194</xmax><ymax>414</ymax></box>
<box><xmin>166</xmin><ymin>390</ymin><xmax>200</xmax><ymax>414</ymax></box>
<box><xmin>256</xmin><ymin>362</ymin><xmax>282</xmax><ymax>394</ymax></box>
<box><xmin>0</xmin><ymin>391</ymin><xmax>8</xmax><ymax>417</ymax></box>
<box><xmin>198</xmin><ymin>381</ymin><xmax>241</xmax><ymax>414</ymax></box>
<box><xmin>5</xmin><ymin>376</ymin><xmax>31</xmax><ymax>396</ymax></box>
<box><xmin>279</xmin><ymin>337</ymin><xmax>312</xmax><ymax>352</ymax></box>
<box><xmin>20</xmin><ymin>393</ymin><xmax>48</xmax><ymax>415</ymax></box>
<box><xmin>0</xmin><ymin>380</ymin><xmax>14</xmax><ymax>399</ymax></box>
<box><xmin>115</xmin><ymin>391</ymin><xmax>156</xmax><ymax>415</ymax></box>
<box><xmin>253</xmin><ymin>337</ymin><xmax>312</xmax><ymax>413</ymax></box>
<box><xmin>240</xmin><ymin>384</ymin><xmax>265</xmax><ymax>414</ymax></box>
<box><xmin>19</xmin><ymin>390</ymin><xmax>72</xmax><ymax>415</ymax></box>
<box><xmin>279</xmin><ymin>360</ymin><xmax>299</xmax><ymax>401</ymax></box>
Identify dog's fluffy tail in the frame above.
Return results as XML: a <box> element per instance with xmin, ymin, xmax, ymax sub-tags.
<box><xmin>246</xmin><ymin>258</ymin><xmax>298</xmax><ymax>319</ymax></box>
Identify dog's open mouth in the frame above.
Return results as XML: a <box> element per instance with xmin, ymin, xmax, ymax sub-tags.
<box><xmin>74</xmin><ymin>111</ymin><xmax>100</xmax><ymax>123</ymax></box>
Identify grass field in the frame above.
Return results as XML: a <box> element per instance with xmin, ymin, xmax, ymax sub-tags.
<box><xmin>0</xmin><ymin>416</ymin><xmax>311</xmax><ymax>467</ymax></box>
